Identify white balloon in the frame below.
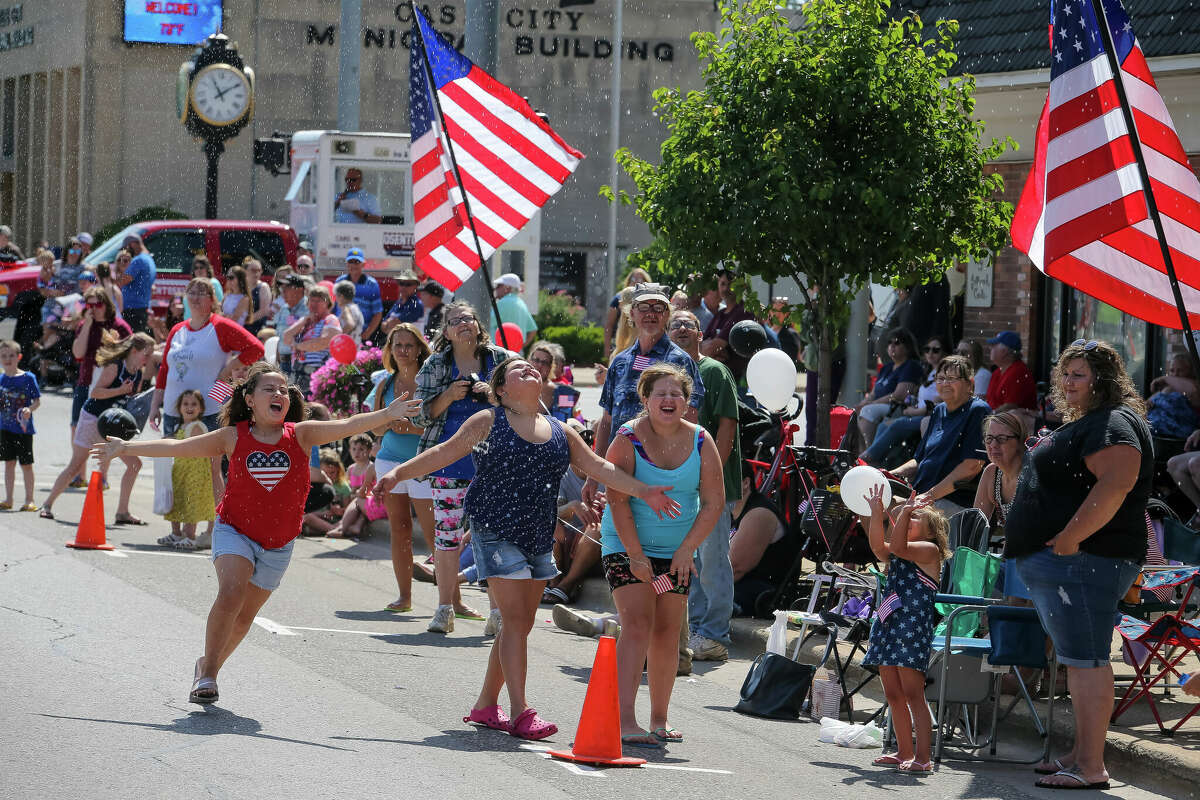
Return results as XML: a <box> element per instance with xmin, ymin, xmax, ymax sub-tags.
<box><xmin>745</xmin><ymin>349</ymin><xmax>798</xmax><ymax>412</ymax></box>
<box><xmin>263</xmin><ymin>335</ymin><xmax>279</xmax><ymax>365</ymax></box>
<box><xmin>839</xmin><ymin>465</ymin><xmax>891</xmax><ymax>516</ymax></box>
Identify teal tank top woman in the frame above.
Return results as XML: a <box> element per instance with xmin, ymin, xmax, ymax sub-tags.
<box><xmin>600</xmin><ymin>422</ymin><xmax>703</xmax><ymax>558</ymax></box>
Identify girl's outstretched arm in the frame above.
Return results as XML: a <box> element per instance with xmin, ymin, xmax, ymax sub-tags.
<box><xmin>91</xmin><ymin>427</ymin><xmax>237</xmax><ymax>466</ymax></box>
<box><xmin>374</xmin><ymin>410</ymin><xmax>494</xmax><ymax>495</ymax></box>
<box><xmin>865</xmin><ymin>485</ymin><xmax>891</xmax><ymax>562</ymax></box>
<box><xmin>296</xmin><ymin>392</ymin><xmax>421</xmax><ymax>450</ymax></box>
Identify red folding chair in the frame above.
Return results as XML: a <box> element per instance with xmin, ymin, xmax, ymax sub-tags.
<box><xmin>1112</xmin><ymin>568</ymin><xmax>1200</xmax><ymax>736</ymax></box>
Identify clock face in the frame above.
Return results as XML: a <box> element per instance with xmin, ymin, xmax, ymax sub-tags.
<box><xmin>190</xmin><ymin>64</ymin><xmax>251</xmax><ymax>127</ymax></box>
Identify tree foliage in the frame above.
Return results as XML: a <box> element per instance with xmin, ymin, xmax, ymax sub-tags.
<box><xmin>612</xmin><ymin>0</ymin><xmax>1013</xmax><ymax>443</ymax></box>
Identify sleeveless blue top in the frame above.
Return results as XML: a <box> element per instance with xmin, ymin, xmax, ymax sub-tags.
<box><xmin>83</xmin><ymin>361</ymin><xmax>141</xmax><ymax>416</ymax></box>
<box><xmin>600</xmin><ymin>422</ymin><xmax>703</xmax><ymax>558</ymax></box>
<box><xmin>377</xmin><ymin>377</ymin><xmax>420</xmax><ymax>462</ymax></box>
<box><xmin>432</xmin><ymin>355</ymin><xmax>497</xmax><ymax>479</ymax></box>
<box><xmin>464</xmin><ymin>407</ymin><xmax>571</xmax><ymax>556</ymax></box>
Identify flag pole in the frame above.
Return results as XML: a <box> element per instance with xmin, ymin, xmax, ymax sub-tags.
<box><xmin>413</xmin><ymin>16</ymin><xmax>513</xmax><ymax>350</ymax></box>
<box><xmin>1090</xmin><ymin>0</ymin><xmax>1200</xmax><ymax>375</ymax></box>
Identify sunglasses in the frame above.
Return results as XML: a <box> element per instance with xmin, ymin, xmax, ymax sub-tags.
<box><xmin>85</xmin><ymin>301</ymin><xmax>103</xmax><ymax>308</ymax></box>
<box><xmin>983</xmin><ymin>434</ymin><xmax>1019</xmax><ymax>445</ymax></box>
<box><xmin>634</xmin><ymin>303</ymin><xmax>668</xmax><ymax>314</ymax></box>
<box><xmin>669</xmin><ymin>320</ymin><xmax>699</xmax><ymax>331</ymax></box>
<box><xmin>446</xmin><ymin>316</ymin><xmax>476</xmax><ymax>326</ymax></box>
<box><xmin>923</xmin><ymin>346</ymin><xmax>942</xmax><ymax>353</ymax></box>
<box><xmin>1070</xmin><ymin>338</ymin><xmax>1100</xmax><ymax>351</ymax></box>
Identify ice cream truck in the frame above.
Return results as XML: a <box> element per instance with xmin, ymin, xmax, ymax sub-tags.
<box><xmin>284</xmin><ymin>130</ymin><xmax>539</xmax><ymax>306</ymax></box>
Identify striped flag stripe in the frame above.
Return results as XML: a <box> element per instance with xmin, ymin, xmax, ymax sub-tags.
<box><xmin>1049</xmin><ymin>83</ymin><xmax>1123</xmax><ymax>136</ymax></box>
<box><xmin>457</xmin><ymin>71</ymin><xmax>582</xmax><ymax>173</ymax></box>
<box><xmin>455</xmin><ymin>163</ymin><xmax>537</xmax><ymax>230</ymax></box>
<box><xmin>442</xmin><ymin>115</ymin><xmax>558</xmax><ymax>206</ymax></box>
<box><xmin>1046</xmin><ymin>139</ymin><xmax>1136</xmax><ymax>197</ymax></box>
<box><xmin>1045</xmin><ymin>109</ymin><xmax>1127</xmax><ymax>171</ymax></box>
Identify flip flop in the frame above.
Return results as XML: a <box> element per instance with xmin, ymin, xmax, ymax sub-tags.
<box><xmin>621</xmin><ymin>731</ymin><xmax>663</xmax><ymax>749</ymax></box>
<box><xmin>455</xmin><ymin>608</ymin><xmax>486</xmax><ymax>621</ymax></box>
<box><xmin>38</xmin><ymin>507</ymin><xmax>54</xmax><ymax>520</ymax></box>
<box><xmin>873</xmin><ymin>754</ymin><xmax>905</xmax><ymax>767</ymax></box>
<box><xmin>541</xmin><ymin>586</ymin><xmax>570</xmax><ymax>605</ymax></box>
<box><xmin>898</xmin><ymin>760</ymin><xmax>933</xmax><ymax>773</ymax></box>
<box><xmin>1035</xmin><ymin>758</ymin><xmax>1071</xmax><ymax>776</ymax></box>
<box><xmin>114</xmin><ymin>514</ymin><xmax>148</xmax><ymax>526</ymax></box>
<box><xmin>1035</xmin><ymin>766</ymin><xmax>1110</xmax><ymax>790</ymax></box>
<box><xmin>384</xmin><ymin>601</ymin><xmax>412</xmax><ymax>612</ymax></box>
<box><xmin>189</xmin><ymin>660</ymin><xmax>218</xmax><ymax>705</ymax></box>
<box><xmin>651</xmin><ymin>726</ymin><xmax>683</xmax><ymax>743</ymax></box>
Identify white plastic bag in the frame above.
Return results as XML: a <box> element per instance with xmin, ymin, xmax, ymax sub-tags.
<box><xmin>153</xmin><ymin>457</ymin><xmax>174</xmax><ymax>516</ymax></box>
<box><xmin>835</xmin><ymin>722</ymin><xmax>883</xmax><ymax>749</ymax></box>
<box><xmin>766</xmin><ymin>609</ymin><xmax>788</xmax><ymax>656</ymax></box>
<box><xmin>818</xmin><ymin>717</ymin><xmax>853</xmax><ymax>743</ymax></box>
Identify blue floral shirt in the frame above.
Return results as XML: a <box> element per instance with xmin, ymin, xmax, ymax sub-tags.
<box><xmin>599</xmin><ymin>334</ymin><xmax>705</xmax><ymax>442</ymax></box>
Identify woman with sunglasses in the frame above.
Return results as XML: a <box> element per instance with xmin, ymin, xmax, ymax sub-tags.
<box><xmin>854</xmin><ymin>327</ymin><xmax>922</xmax><ymax>446</ymax></box>
<box><xmin>1005</xmin><ymin>339</ymin><xmax>1151</xmax><ymax>790</ymax></box>
<box><xmin>861</xmin><ymin>335</ymin><xmax>948</xmax><ymax>467</ymax></box>
<box><xmin>413</xmin><ymin>301</ymin><xmax>515</xmax><ymax>634</ymax></box>
<box><xmin>68</xmin><ymin>287</ymin><xmax>132</xmax><ymax>490</ymax></box>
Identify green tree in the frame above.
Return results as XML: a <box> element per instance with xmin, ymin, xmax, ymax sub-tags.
<box><xmin>612</xmin><ymin>0</ymin><xmax>1013</xmax><ymax>444</ymax></box>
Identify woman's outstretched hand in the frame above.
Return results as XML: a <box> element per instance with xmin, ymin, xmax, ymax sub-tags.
<box><xmin>384</xmin><ymin>391</ymin><xmax>422</xmax><ymax>421</ymax></box>
<box><xmin>90</xmin><ymin>436</ymin><xmax>125</xmax><ymax>468</ymax></box>
<box><xmin>640</xmin><ymin>485</ymin><xmax>681</xmax><ymax>519</ymax></box>
<box><xmin>373</xmin><ymin>467</ymin><xmax>401</xmax><ymax>499</ymax></box>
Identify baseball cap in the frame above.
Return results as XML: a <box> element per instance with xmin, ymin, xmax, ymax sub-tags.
<box><xmin>493</xmin><ymin>273</ymin><xmax>521</xmax><ymax>289</ymax></box>
<box><xmin>419</xmin><ymin>280</ymin><xmax>445</xmax><ymax>297</ymax></box>
<box><xmin>298</xmin><ymin>239</ymin><xmax>314</xmax><ymax>251</ymax></box>
<box><xmin>280</xmin><ymin>274</ymin><xmax>308</xmax><ymax>289</ymax></box>
<box><xmin>987</xmin><ymin>331</ymin><xmax>1021</xmax><ymax>351</ymax></box>
<box><xmin>79</xmin><ymin>271</ymin><xmax>97</xmax><ymax>283</ymax></box>
<box><xmin>77</xmin><ymin>232</ymin><xmax>93</xmax><ymax>246</ymax></box>
<box><xmin>122</xmin><ymin>234</ymin><xmax>141</xmax><ymax>246</ymax></box>
<box><xmin>0</xmin><ymin>225</ymin><xmax>11</xmax><ymax>237</ymax></box>
<box><xmin>345</xmin><ymin>247</ymin><xmax>365</xmax><ymax>263</ymax></box>
<box><xmin>396</xmin><ymin>270</ymin><xmax>419</xmax><ymax>284</ymax></box>
<box><xmin>631</xmin><ymin>283</ymin><xmax>671</xmax><ymax>305</ymax></box>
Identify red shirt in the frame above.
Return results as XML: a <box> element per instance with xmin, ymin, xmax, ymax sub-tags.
<box><xmin>76</xmin><ymin>316</ymin><xmax>132</xmax><ymax>386</ymax></box>
<box><xmin>217</xmin><ymin>421</ymin><xmax>311</xmax><ymax>549</ymax></box>
<box><xmin>986</xmin><ymin>359</ymin><xmax>1037</xmax><ymax>410</ymax></box>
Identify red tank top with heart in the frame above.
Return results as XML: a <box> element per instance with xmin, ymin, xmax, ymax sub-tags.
<box><xmin>216</xmin><ymin>421</ymin><xmax>311</xmax><ymax>549</ymax></box>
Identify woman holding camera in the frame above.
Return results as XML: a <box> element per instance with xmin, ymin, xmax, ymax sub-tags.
<box><xmin>414</xmin><ymin>302</ymin><xmax>515</xmax><ymax>634</ymax></box>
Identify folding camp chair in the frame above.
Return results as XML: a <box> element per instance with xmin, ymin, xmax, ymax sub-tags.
<box><xmin>1112</xmin><ymin>567</ymin><xmax>1200</xmax><ymax>736</ymax></box>
<box><xmin>948</xmin><ymin>508</ymin><xmax>990</xmax><ymax>555</ymax></box>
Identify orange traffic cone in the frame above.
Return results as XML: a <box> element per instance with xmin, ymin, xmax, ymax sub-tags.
<box><xmin>65</xmin><ymin>471</ymin><xmax>113</xmax><ymax>550</ymax></box>
<box><xmin>548</xmin><ymin>634</ymin><xmax>645</xmax><ymax>767</ymax></box>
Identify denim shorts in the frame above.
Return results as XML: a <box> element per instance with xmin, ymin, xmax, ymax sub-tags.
<box><xmin>71</xmin><ymin>383</ymin><xmax>89</xmax><ymax>426</ymax></box>
<box><xmin>1014</xmin><ymin>547</ymin><xmax>1140</xmax><ymax>669</ymax></box>
<box><xmin>469</xmin><ymin>522</ymin><xmax>557</xmax><ymax>581</ymax></box>
<box><xmin>211</xmin><ymin>519</ymin><xmax>296</xmax><ymax>592</ymax></box>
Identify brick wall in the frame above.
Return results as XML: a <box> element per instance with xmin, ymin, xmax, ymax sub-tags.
<box><xmin>962</xmin><ymin>161</ymin><xmax>1042</xmax><ymax>371</ymax></box>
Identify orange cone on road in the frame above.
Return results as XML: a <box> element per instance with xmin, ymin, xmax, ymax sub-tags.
<box><xmin>548</xmin><ymin>634</ymin><xmax>645</xmax><ymax>767</ymax></box>
<box><xmin>65</xmin><ymin>471</ymin><xmax>113</xmax><ymax>551</ymax></box>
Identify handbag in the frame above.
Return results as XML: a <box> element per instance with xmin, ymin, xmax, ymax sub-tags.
<box><xmin>734</xmin><ymin>652</ymin><xmax>816</xmax><ymax>720</ymax></box>
<box><xmin>153</xmin><ymin>456</ymin><xmax>174</xmax><ymax>516</ymax></box>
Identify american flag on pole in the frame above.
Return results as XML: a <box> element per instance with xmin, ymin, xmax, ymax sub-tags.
<box><xmin>207</xmin><ymin>380</ymin><xmax>233</xmax><ymax>407</ymax></box>
<box><xmin>1010</xmin><ymin>0</ymin><xmax>1200</xmax><ymax>329</ymax></box>
<box><xmin>409</xmin><ymin>10</ymin><xmax>583</xmax><ymax>290</ymax></box>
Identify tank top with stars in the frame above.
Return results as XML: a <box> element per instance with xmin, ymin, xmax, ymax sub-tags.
<box><xmin>216</xmin><ymin>421</ymin><xmax>311</xmax><ymax>549</ymax></box>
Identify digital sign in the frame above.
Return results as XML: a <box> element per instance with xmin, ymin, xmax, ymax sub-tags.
<box><xmin>123</xmin><ymin>0</ymin><xmax>222</xmax><ymax>45</ymax></box>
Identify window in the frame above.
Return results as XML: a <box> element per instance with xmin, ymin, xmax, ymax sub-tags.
<box><xmin>539</xmin><ymin>250</ymin><xmax>586</xmax><ymax>298</ymax></box>
<box><xmin>1070</xmin><ymin>293</ymin><xmax>1149</xmax><ymax>389</ymax></box>
<box><xmin>330</xmin><ymin>164</ymin><xmax>408</xmax><ymax>225</ymax></box>
<box><xmin>219</xmin><ymin>230</ymin><xmax>286</xmax><ymax>275</ymax></box>
<box><xmin>141</xmin><ymin>229</ymin><xmax>205</xmax><ymax>274</ymax></box>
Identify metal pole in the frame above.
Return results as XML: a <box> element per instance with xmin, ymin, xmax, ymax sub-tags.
<box><xmin>204</xmin><ymin>139</ymin><xmax>223</xmax><ymax>219</ymax></box>
<box><xmin>458</xmin><ymin>0</ymin><xmax>501</xmax><ymax>329</ymax></box>
<box><xmin>337</xmin><ymin>0</ymin><xmax>361</xmax><ymax>130</ymax></box>
<box><xmin>838</xmin><ymin>285</ymin><xmax>870</xmax><ymax>405</ymax></box>
<box><xmin>1090</xmin><ymin>0</ymin><xmax>1200</xmax><ymax>377</ymax></box>
<box><xmin>605</xmin><ymin>0</ymin><xmax>624</xmax><ymax>296</ymax></box>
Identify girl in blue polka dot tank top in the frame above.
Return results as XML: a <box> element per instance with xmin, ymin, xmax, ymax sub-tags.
<box><xmin>374</xmin><ymin>356</ymin><xmax>681</xmax><ymax>742</ymax></box>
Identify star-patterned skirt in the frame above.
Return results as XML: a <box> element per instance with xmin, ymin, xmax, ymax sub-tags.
<box><xmin>862</xmin><ymin>555</ymin><xmax>941</xmax><ymax>672</ymax></box>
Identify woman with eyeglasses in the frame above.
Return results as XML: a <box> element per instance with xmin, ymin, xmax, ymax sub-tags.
<box><xmin>955</xmin><ymin>338</ymin><xmax>990</xmax><ymax>397</ymax></box>
<box><xmin>68</xmin><ymin>286</ymin><xmax>132</xmax><ymax>489</ymax></box>
<box><xmin>413</xmin><ymin>301</ymin><xmax>515</xmax><ymax>634</ymax></box>
<box><xmin>1005</xmin><ymin>339</ymin><xmax>1152</xmax><ymax>790</ymax></box>
<box><xmin>861</xmin><ymin>335</ymin><xmax>948</xmax><ymax>468</ymax></box>
<box><xmin>368</xmin><ymin>323</ymin><xmax>439</xmax><ymax>613</ymax></box>
<box><xmin>973</xmin><ymin>411</ymin><xmax>1028</xmax><ymax>544</ymax></box>
<box><xmin>183</xmin><ymin>256</ymin><xmax>223</xmax><ymax>321</ymax></box>
<box><xmin>854</xmin><ymin>326</ymin><xmax>923</xmax><ymax>446</ymax></box>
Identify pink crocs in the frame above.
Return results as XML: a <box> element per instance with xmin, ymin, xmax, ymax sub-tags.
<box><xmin>463</xmin><ymin>705</ymin><xmax>510</xmax><ymax>731</ymax></box>
<box><xmin>508</xmin><ymin>707</ymin><xmax>557</xmax><ymax>741</ymax></box>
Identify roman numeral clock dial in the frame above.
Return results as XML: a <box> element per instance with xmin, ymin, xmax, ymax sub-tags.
<box><xmin>189</xmin><ymin>63</ymin><xmax>252</xmax><ymax>127</ymax></box>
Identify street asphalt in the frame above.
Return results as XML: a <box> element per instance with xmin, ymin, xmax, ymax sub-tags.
<box><xmin>0</xmin><ymin>386</ymin><xmax>1184</xmax><ymax>799</ymax></box>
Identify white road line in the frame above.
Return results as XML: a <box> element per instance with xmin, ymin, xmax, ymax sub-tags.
<box><xmin>253</xmin><ymin>616</ymin><xmax>300</xmax><ymax>635</ymax></box>
<box><xmin>643</xmin><ymin>764</ymin><xmax>734</xmax><ymax>775</ymax></box>
<box><xmin>285</xmin><ymin>624</ymin><xmax>398</xmax><ymax>636</ymax></box>
<box><xmin>106</xmin><ymin>547</ymin><xmax>209</xmax><ymax>560</ymax></box>
<box><xmin>519</xmin><ymin>743</ymin><xmax>733</xmax><ymax>776</ymax></box>
<box><xmin>103</xmin><ymin>550</ymin><xmax>129</xmax><ymax>558</ymax></box>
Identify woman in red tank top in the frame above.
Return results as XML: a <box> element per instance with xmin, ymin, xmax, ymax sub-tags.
<box><xmin>94</xmin><ymin>362</ymin><xmax>420</xmax><ymax>706</ymax></box>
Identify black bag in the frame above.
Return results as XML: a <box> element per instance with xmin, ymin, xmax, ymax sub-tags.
<box><xmin>734</xmin><ymin>653</ymin><xmax>816</xmax><ymax>720</ymax></box>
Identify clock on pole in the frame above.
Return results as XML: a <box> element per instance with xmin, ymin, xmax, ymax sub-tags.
<box><xmin>178</xmin><ymin>33</ymin><xmax>255</xmax><ymax>218</ymax></box>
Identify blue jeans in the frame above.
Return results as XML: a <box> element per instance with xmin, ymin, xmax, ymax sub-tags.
<box><xmin>861</xmin><ymin>414</ymin><xmax>924</xmax><ymax>464</ymax></box>
<box><xmin>688</xmin><ymin>501</ymin><xmax>735</xmax><ymax>645</ymax></box>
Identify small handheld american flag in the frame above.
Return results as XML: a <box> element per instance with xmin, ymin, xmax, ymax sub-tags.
<box><xmin>208</xmin><ymin>380</ymin><xmax>233</xmax><ymax>407</ymax></box>
<box><xmin>557</xmin><ymin>393</ymin><xmax>576</xmax><ymax>408</ymax></box>
<box><xmin>875</xmin><ymin>592</ymin><xmax>902</xmax><ymax>623</ymax></box>
<box><xmin>651</xmin><ymin>573</ymin><xmax>676</xmax><ymax>595</ymax></box>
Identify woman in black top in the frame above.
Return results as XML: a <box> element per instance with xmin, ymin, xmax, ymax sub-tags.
<box><xmin>1005</xmin><ymin>340</ymin><xmax>1150</xmax><ymax>790</ymax></box>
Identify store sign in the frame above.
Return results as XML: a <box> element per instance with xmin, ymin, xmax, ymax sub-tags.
<box><xmin>0</xmin><ymin>4</ymin><xmax>33</xmax><ymax>54</ymax></box>
<box><xmin>305</xmin><ymin>1</ymin><xmax>678</xmax><ymax>62</ymax></box>
<box><xmin>965</xmin><ymin>257</ymin><xmax>993</xmax><ymax>308</ymax></box>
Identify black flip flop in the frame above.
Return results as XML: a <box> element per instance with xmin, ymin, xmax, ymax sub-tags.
<box><xmin>114</xmin><ymin>515</ymin><xmax>148</xmax><ymax>526</ymax></box>
<box><xmin>541</xmin><ymin>586</ymin><xmax>570</xmax><ymax>605</ymax></box>
<box><xmin>1035</xmin><ymin>767</ymin><xmax>1111</xmax><ymax>790</ymax></box>
<box><xmin>1035</xmin><ymin>758</ymin><xmax>1069</xmax><ymax>776</ymax></box>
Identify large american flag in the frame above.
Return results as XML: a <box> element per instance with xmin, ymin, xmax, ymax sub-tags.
<box><xmin>409</xmin><ymin>10</ymin><xmax>583</xmax><ymax>290</ymax></box>
<box><xmin>1010</xmin><ymin>0</ymin><xmax>1200</xmax><ymax>328</ymax></box>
